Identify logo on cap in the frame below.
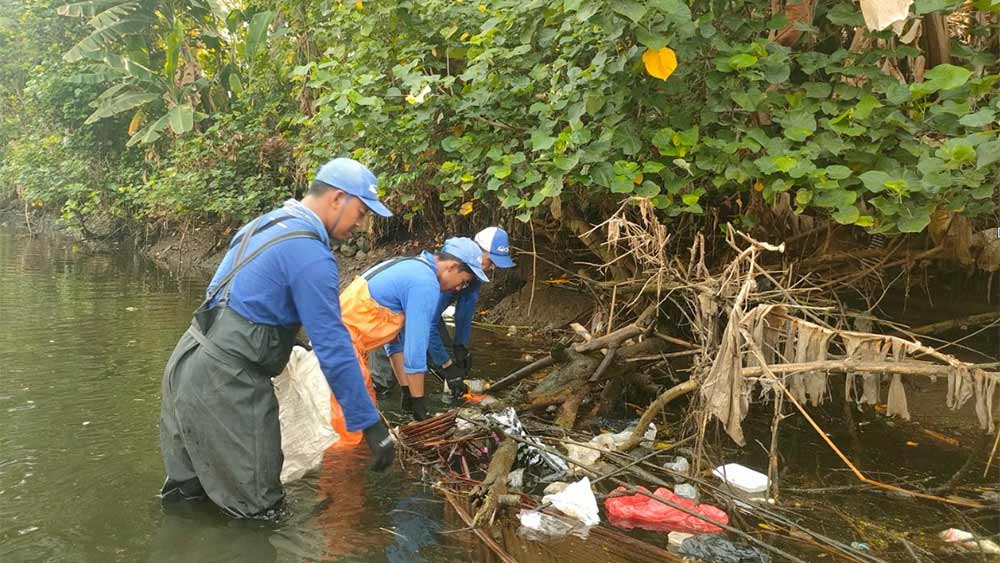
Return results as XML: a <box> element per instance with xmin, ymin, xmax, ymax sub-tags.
<box><xmin>495</xmin><ymin>245</ymin><xmax>509</xmax><ymax>254</ymax></box>
<box><xmin>367</xmin><ymin>184</ymin><xmax>378</xmax><ymax>197</ymax></box>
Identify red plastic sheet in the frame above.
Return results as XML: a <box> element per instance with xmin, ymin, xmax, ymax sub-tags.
<box><xmin>604</xmin><ymin>486</ymin><xmax>729</xmax><ymax>533</ymax></box>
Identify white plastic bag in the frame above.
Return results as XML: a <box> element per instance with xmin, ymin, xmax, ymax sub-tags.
<box><xmin>541</xmin><ymin>476</ymin><xmax>600</xmax><ymax>526</ymax></box>
<box><xmin>273</xmin><ymin>346</ymin><xmax>339</xmax><ymax>483</ymax></box>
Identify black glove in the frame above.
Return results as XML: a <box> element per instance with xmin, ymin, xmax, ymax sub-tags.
<box><xmin>442</xmin><ymin>363</ymin><xmax>468</xmax><ymax>400</ymax></box>
<box><xmin>453</xmin><ymin>345</ymin><xmax>470</xmax><ymax>372</ymax></box>
<box><xmin>362</xmin><ymin>420</ymin><xmax>395</xmax><ymax>472</ymax></box>
<box><xmin>410</xmin><ymin>395</ymin><xmax>430</xmax><ymax>422</ymax></box>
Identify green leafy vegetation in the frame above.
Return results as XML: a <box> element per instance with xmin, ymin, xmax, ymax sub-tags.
<box><xmin>2</xmin><ymin>0</ymin><xmax>998</xmax><ymax>235</ymax></box>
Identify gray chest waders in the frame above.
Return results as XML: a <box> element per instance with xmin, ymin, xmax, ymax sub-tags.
<box><xmin>159</xmin><ymin>215</ymin><xmax>321</xmax><ymax>518</ymax></box>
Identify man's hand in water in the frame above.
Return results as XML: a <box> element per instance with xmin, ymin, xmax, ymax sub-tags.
<box><xmin>363</xmin><ymin>420</ymin><xmax>395</xmax><ymax>471</ymax></box>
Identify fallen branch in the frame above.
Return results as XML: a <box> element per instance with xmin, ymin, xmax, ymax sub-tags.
<box><xmin>573</xmin><ymin>323</ymin><xmax>644</xmax><ymax>352</ymax></box>
<box><xmin>910</xmin><ymin>311</ymin><xmax>1000</xmax><ymax>336</ymax></box>
<box><xmin>619</xmin><ymin>379</ymin><xmax>699</xmax><ymax>451</ymax></box>
<box><xmin>470</xmin><ymin>438</ymin><xmax>517</xmax><ymax>527</ymax></box>
<box><xmin>740</xmin><ymin>359</ymin><xmax>1000</xmax><ymax>381</ymax></box>
<box><xmin>489</xmin><ymin>355</ymin><xmax>557</xmax><ymax>392</ymax></box>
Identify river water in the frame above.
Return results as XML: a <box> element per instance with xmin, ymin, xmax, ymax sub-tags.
<box><xmin>0</xmin><ymin>222</ymin><xmax>523</xmax><ymax>563</ymax></box>
<box><xmin>3</xmin><ymin>220</ymin><xmax>998</xmax><ymax>563</ymax></box>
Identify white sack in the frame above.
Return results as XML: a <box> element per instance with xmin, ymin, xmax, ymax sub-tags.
<box><xmin>273</xmin><ymin>346</ymin><xmax>339</xmax><ymax>483</ymax></box>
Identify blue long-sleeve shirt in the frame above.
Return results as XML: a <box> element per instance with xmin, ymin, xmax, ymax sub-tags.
<box><xmin>427</xmin><ymin>279</ymin><xmax>482</xmax><ymax>368</ymax></box>
<box><xmin>366</xmin><ymin>251</ymin><xmax>440</xmax><ymax>374</ymax></box>
<box><xmin>206</xmin><ymin>206</ymin><xmax>379</xmax><ymax>432</ymax></box>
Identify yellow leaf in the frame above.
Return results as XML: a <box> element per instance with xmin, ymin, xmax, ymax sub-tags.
<box><xmin>460</xmin><ymin>32</ymin><xmax>470</xmax><ymax>41</ymax></box>
<box><xmin>459</xmin><ymin>201</ymin><xmax>474</xmax><ymax>215</ymax></box>
<box><xmin>355</xmin><ymin>1</ymin><xmax>363</xmax><ymax>9</ymax></box>
<box><xmin>128</xmin><ymin>110</ymin><xmax>145</xmax><ymax>136</ymax></box>
<box><xmin>642</xmin><ymin>47</ymin><xmax>678</xmax><ymax>81</ymax></box>
<box><xmin>633</xmin><ymin>174</ymin><xmax>643</xmax><ymax>185</ymax></box>
<box><xmin>754</xmin><ymin>180</ymin><xmax>764</xmax><ymax>192</ymax></box>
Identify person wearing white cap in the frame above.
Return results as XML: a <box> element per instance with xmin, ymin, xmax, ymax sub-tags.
<box><xmin>427</xmin><ymin>227</ymin><xmax>515</xmax><ymax>399</ymax></box>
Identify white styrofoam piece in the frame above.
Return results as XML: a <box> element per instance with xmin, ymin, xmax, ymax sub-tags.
<box><xmin>712</xmin><ymin>463</ymin><xmax>769</xmax><ymax>494</ymax></box>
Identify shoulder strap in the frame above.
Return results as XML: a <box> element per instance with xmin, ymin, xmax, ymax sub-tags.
<box><xmin>227</xmin><ymin>214</ymin><xmax>297</xmax><ymax>250</ymax></box>
<box><xmin>361</xmin><ymin>255</ymin><xmax>435</xmax><ymax>281</ymax></box>
<box><xmin>206</xmin><ymin>230</ymin><xmax>322</xmax><ymax>305</ymax></box>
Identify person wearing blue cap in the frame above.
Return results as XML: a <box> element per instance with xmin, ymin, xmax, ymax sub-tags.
<box><xmin>360</xmin><ymin>237</ymin><xmax>489</xmax><ymax>421</ymax></box>
<box><xmin>159</xmin><ymin>157</ymin><xmax>395</xmax><ymax>519</ymax></box>
<box><xmin>427</xmin><ymin>227</ymin><xmax>515</xmax><ymax>399</ymax></box>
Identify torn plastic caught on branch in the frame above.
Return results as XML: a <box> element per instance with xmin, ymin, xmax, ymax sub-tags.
<box><xmin>604</xmin><ymin>486</ymin><xmax>729</xmax><ymax>533</ymax></box>
<box><xmin>486</xmin><ymin>407</ymin><xmax>567</xmax><ymax>473</ymax></box>
<box><xmin>678</xmin><ymin>533</ymin><xmax>773</xmax><ymax>563</ymax></box>
<box><xmin>517</xmin><ymin>509</ymin><xmax>592</xmax><ymax>540</ymax></box>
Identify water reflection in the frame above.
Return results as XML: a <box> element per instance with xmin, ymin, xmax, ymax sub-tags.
<box><xmin>0</xmin><ymin>223</ymin><xmax>527</xmax><ymax>563</ymax></box>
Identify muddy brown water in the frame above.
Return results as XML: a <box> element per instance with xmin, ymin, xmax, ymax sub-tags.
<box><xmin>1</xmin><ymin>221</ymin><xmax>997</xmax><ymax>563</ymax></box>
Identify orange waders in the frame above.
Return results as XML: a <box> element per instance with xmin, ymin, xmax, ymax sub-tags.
<box><xmin>329</xmin><ymin>275</ymin><xmax>405</xmax><ymax>445</ymax></box>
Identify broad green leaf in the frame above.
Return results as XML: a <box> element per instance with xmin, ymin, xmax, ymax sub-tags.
<box><xmin>58</xmin><ymin>0</ymin><xmax>118</xmax><ymax>18</ymax></box>
<box><xmin>228</xmin><ymin>72</ymin><xmax>244</xmax><ymax>95</ymax></box>
<box><xmin>825</xmin><ymin>165</ymin><xmax>852</xmax><ymax>179</ymax></box>
<box><xmin>126</xmin><ymin>112</ymin><xmax>169</xmax><ymax>146</ymax></box>
<box><xmin>959</xmin><ymin>108</ymin><xmax>996</xmax><ymax>127</ymax></box>
<box><xmin>832</xmin><ymin>206</ymin><xmax>860</xmax><ymax>224</ymax></box>
<box><xmin>612</xmin><ymin>0</ymin><xmax>647</xmax><ymax>23</ymax></box>
<box><xmin>164</xmin><ymin>18</ymin><xmax>183</xmax><ymax>83</ymax></box>
<box><xmin>553</xmin><ymin>153</ymin><xmax>580</xmax><ymax>171</ymax></box>
<box><xmin>896</xmin><ymin>206</ymin><xmax>932</xmax><ymax>233</ymax></box>
<box><xmin>859</xmin><ymin>170</ymin><xmax>890</xmax><ymax>192</ymax></box>
<box><xmin>855</xmin><ymin>215</ymin><xmax>875</xmax><ymax>228</ymax></box>
<box><xmin>635</xmin><ymin>27</ymin><xmax>668</xmax><ymax>50</ymax></box>
<box><xmin>923</xmin><ymin>63</ymin><xmax>972</xmax><ymax>91</ymax></box>
<box><xmin>493</xmin><ymin>166</ymin><xmax>512</xmax><ymax>179</ymax></box>
<box><xmin>85</xmin><ymin>91</ymin><xmax>157</xmax><ymax>124</ymax></box>
<box><xmin>915</xmin><ymin>0</ymin><xmax>962</xmax><ymax>14</ymax></box>
<box><xmin>610</xmin><ymin>176</ymin><xmax>635</xmax><ymax>193</ymax></box>
<box><xmin>246</xmin><ymin>10</ymin><xmax>275</xmax><ymax>60</ymax></box>
<box><xmin>727</xmin><ymin>53</ymin><xmax>758</xmax><ymax>70</ymax></box>
<box><xmin>826</xmin><ymin>3</ymin><xmax>865</xmax><ymax>26</ymax></box>
<box><xmin>530</xmin><ymin>131</ymin><xmax>556</xmax><ymax>151</ymax></box>
<box><xmin>853</xmin><ymin>95</ymin><xmax>882</xmax><ymax>119</ymax></box>
<box><xmin>635</xmin><ymin>181</ymin><xmax>660</xmax><ymax>198</ymax></box>
<box><xmin>166</xmin><ymin>103</ymin><xmax>194</xmax><ymax>134</ymax></box>
<box><xmin>681</xmin><ymin>192</ymin><xmax>700</xmax><ymax>205</ymax></box>
<box><xmin>804</xmin><ymin>82</ymin><xmax>832</xmax><ymax>98</ymax></box>
<box><xmin>590</xmin><ymin>162</ymin><xmax>614</xmax><ymax>187</ymax></box>
<box><xmin>883</xmin><ymin>82</ymin><xmax>910</xmax><ymax>105</ymax></box>
<box><xmin>779</xmin><ymin>111</ymin><xmax>816</xmax><ymax>142</ymax></box>
<box><xmin>64</xmin><ymin>15</ymin><xmax>151</xmax><ymax>62</ymax></box>
<box><xmin>976</xmin><ymin>140</ymin><xmax>1000</xmax><ymax>168</ymax></box>
<box><xmin>795</xmin><ymin>189</ymin><xmax>812</xmax><ymax>206</ymax></box>
<box><xmin>441</xmin><ymin>136</ymin><xmax>464</xmax><ymax>152</ymax></box>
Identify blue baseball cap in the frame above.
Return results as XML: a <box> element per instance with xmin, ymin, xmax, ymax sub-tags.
<box><xmin>474</xmin><ymin>227</ymin><xmax>514</xmax><ymax>268</ymax></box>
<box><xmin>441</xmin><ymin>237</ymin><xmax>490</xmax><ymax>283</ymax></box>
<box><xmin>314</xmin><ymin>157</ymin><xmax>393</xmax><ymax>217</ymax></box>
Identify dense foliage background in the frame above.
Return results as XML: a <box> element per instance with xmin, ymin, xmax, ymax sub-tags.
<box><xmin>1</xmin><ymin>0</ymin><xmax>998</xmax><ymax>242</ymax></box>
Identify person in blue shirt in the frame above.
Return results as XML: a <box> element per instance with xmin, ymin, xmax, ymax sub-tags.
<box><xmin>427</xmin><ymin>227</ymin><xmax>515</xmax><ymax>398</ymax></box>
<box><xmin>159</xmin><ymin>158</ymin><xmax>395</xmax><ymax>519</ymax></box>
<box><xmin>371</xmin><ymin>238</ymin><xmax>490</xmax><ymax>420</ymax></box>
